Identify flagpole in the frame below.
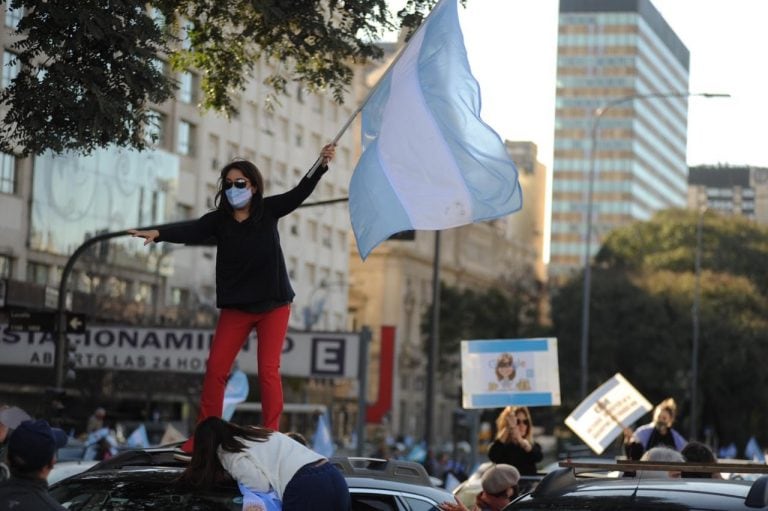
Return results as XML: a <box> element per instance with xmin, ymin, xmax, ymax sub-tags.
<box><xmin>306</xmin><ymin>0</ymin><xmax>450</xmax><ymax>177</ymax></box>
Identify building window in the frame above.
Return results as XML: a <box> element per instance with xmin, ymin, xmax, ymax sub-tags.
<box><xmin>2</xmin><ymin>51</ymin><xmax>20</xmax><ymax>88</ymax></box>
<box><xmin>172</xmin><ymin>287</ymin><xmax>190</xmax><ymax>306</ymax></box>
<box><xmin>145</xmin><ymin>110</ymin><xmax>165</xmax><ymax>146</ymax></box>
<box><xmin>294</xmin><ymin>125</ymin><xmax>304</xmax><ymax>147</ymax></box>
<box><xmin>0</xmin><ymin>254</ymin><xmax>11</xmax><ymax>278</ymax></box>
<box><xmin>4</xmin><ymin>3</ymin><xmax>22</xmax><ymax>28</ymax></box>
<box><xmin>179</xmin><ymin>71</ymin><xmax>197</xmax><ymax>104</ymax></box>
<box><xmin>26</xmin><ymin>262</ymin><xmax>49</xmax><ymax>286</ymax></box>
<box><xmin>0</xmin><ymin>152</ymin><xmax>16</xmax><ymax>194</ymax></box>
<box><xmin>177</xmin><ymin>120</ymin><xmax>195</xmax><ymax>155</ymax></box>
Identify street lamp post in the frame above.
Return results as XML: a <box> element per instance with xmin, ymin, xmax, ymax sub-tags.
<box><xmin>690</xmin><ymin>206</ymin><xmax>706</xmax><ymax>440</ymax></box>
<box><xmin>579</xmin><ymin>91</ymin><xmax>730</xmax><ymax>399</ymax></box>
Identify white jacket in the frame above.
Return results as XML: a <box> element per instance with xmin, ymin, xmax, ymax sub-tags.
<box><xmin>218</xmin><ymin>432</ymin><xmax>324</xmax><ymax>498</ymax></box>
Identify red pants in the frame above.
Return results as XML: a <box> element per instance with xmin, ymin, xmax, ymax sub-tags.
<box><xmin>182</xmin><ymin>305</ymin><xmax>290</xmax><ymax>451</ymax></box>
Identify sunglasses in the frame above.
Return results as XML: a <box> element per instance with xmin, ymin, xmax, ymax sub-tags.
<box><xmin>223</xmin><ymin>178</ymin><xmax>249</xmax><ymax>190</ymax></box>
<box><xmin>515</xmin><ymin>418</ymin><xmax>530</xmax><ymax>426</ymax></box>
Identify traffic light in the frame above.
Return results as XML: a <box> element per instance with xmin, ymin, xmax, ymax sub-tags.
<box><xmin>65</xmin><ymin>338</ymin><xmax>77</xmax><ymax>380</ymax></box>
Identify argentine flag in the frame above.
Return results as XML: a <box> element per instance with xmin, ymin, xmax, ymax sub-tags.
<box><xmin>349</xmin><ymin>0</ymin><xmax>522</xmax><ymax>259</ymax></box>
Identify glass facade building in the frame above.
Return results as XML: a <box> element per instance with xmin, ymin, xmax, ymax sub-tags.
<box><xmin>550</xmin><ymin>0</ymin><xmax>690</xmax><ymax>276</ymax></box>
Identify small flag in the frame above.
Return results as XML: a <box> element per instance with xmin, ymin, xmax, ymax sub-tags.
<box><xmin>222</xmin><ymin>369</ymin><xmax>249</xmax><ymax>421</ymax></box>
<box><xmin>125</xmin><ymin>424</ymin><xmax>150</xmax><ymax>448</ymax></box>
<box><xmin>349</xmin><ymin>0</ymin><xmax>522</xmax><ymax>259</ymax></box>
<box><xmin>312</xmin><ymin>412</ymin><xmax>334</xmax><ymax>458</ymax></box>
<box><xmin>745</xmin><ymin>437</ymin><xmax>765</xmax><ymax>462</ymax></box>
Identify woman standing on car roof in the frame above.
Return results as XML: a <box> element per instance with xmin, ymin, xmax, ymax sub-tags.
<box><xmin>487</xmin><ymin>406</ymin><xmax>542</xmax><ymax>476</ymax></box>
<box><xmin>179</xmin><ymin>417</ymin><xmax>350</xmax><ymax>511</ymax></box>
<box><xmin>129</xmin><ymin>144</ymin><xmax>335</xmax><ymax>459</ymax></box>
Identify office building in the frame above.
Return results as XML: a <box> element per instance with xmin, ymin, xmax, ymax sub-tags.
<box><xmin>688</xmin><ymin>165</ymin><xmax>768</xmax><ymax>223</ymax></box>
<box><xmin>550</xmin><ymin>0</ymin><xmax>690</xmax><ymax>276</ymax></box>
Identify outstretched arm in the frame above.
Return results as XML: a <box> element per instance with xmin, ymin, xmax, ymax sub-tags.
<box><xmin>268</xmin><ymin>144</ymin><xmax>336</xmax><ymax>218</ymax></box>
<box><xmin>127</xmin><ymin>229</ymin><xmax>159</xmax><ymax>245</ymax></box>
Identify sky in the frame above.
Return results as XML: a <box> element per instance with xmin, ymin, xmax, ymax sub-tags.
<box><xmin>388</xmin><ymin>0</ymin><xmax>768</xmax><ymax>171</ymax></box>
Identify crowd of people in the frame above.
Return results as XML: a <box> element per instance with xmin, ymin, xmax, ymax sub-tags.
<box><xmin>1</xmin><ymin>395</ymin><xmax>765</xmax><ymax>511</ymax></box>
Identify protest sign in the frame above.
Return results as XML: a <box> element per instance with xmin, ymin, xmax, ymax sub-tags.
<box><xmin>461</xmin><ymin>338</ymin><xmax>560</xmax><ymax>408</ymax></box>
<box><xmin>564</xmin><ymin>373</ymin><xmax>652</xmax><ymax>454</ymax></box>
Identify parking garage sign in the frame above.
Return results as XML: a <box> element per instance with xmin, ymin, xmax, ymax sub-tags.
<box><xmin>0</xmin><ymin>324</ymin><xmax>359</xmax><ymax>379</ymax></box>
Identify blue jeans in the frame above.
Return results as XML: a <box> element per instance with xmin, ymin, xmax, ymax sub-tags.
<box><xmin>282</xmin><ymin>462</ymin><xmax>351</xmax><ymax>511</ymax></box>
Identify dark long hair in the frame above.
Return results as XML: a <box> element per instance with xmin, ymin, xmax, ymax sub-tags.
<box><xmin>214</xmin><ymin>160</ymin><xmax>265</xmax><ymax>219</ymax></box>
<box><xmin>178</xmin><ymin>417</ymin><xmax>272</xmax><ymax>488</ymax></box>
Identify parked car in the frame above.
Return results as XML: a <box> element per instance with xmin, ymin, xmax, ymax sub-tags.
<box><xmin>49</xmin><ymin>447</ymin><xmax>454</xmax><ymax>510</ymax></box>
<box><xmin>505</xmin><ymin>462</ymin><xmax>768</xmax><ymax>510</ymax></box>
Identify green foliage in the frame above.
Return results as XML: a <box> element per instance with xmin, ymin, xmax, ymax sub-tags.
<box><xmin>0</xmin><ymin>0</ymin><xmax>438</xmax><ymax>156</ymax></box>
<box><xmin>421</xmin><ymin>269</ymin><xmax>548</xmax><ymax>373</ymax></box>
<box><xmin>552</xmin><ymin>209</ymin><xmax>768</xmax><ymax>447</ymax></box>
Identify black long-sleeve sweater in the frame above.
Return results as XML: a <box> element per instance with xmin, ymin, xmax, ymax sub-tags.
<box><xmin>487</xmin><ymin>439</ymin><xmax>543</xmax><ymax>475</ymax></box>
<box><xmin>157</xmin><ymin>165</ymin><xmax>327</xmax><ymax>311</ymax></box>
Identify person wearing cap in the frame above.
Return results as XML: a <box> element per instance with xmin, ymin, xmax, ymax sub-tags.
<box><xmin>0</xmin><ymin>405</ymin><xmax>33</xmax><ymax>483</ymax></box>
<box><xmin>0</xmin><ymin>419</ymin><xmax>68</xmax><ymax>510</ymax></box>
<box><xmin>439</xmin><ymin>463</ymin><xmax>520</xmax><ymax>511</ymax></box>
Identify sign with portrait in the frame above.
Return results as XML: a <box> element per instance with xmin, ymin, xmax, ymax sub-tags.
<box><xmin>460</xmin><ymin>338</ymin><xmax>560</xmax><ymax>408</ymax></box>
<box><xmin>564</xmin><ymin>373</ymin><xmax>652</xmax><ymax>454</ymax></box>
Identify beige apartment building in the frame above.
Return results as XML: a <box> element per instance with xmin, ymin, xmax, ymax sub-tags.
<box><xmin>347</xmin><ymin>141</ymin><xmax>548</xmax><ymax>445</ymax></box>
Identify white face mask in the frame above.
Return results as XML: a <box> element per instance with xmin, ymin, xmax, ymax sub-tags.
<box><xmin>226</xmin><ymin>187</ymin><xmax>252</xmax><ymax>209</ymax></box>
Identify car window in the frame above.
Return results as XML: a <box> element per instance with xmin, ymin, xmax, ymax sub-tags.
<box><xmin>352</xmin><ymin>494</ymin><xmax>399</xmax><ymax>511</ymax></box>
<box><xmin>402</xmin><ymin>495</ymin><xmax>441</xmax><ymax>511</ymax></box>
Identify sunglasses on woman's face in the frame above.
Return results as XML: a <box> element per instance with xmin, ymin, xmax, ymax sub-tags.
<box><xmin>223</xmin><ymin>178</ymin><xmax>249</xmax><ymax>190</ymax></box>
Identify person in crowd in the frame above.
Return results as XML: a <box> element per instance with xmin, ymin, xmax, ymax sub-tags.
<box><xmin>179</xmin><ymin>417</ymin><xmax>350</xmax><ymax>511</ymax></box>
<box><xmin>86</xmin><ymin>407</ymin><xmax>106</xmax><ymax>434</ymax></box>
<box><xmin>487</xmin><ymin>406</ymin><xmax>542</xmax><ymax>475</ymax></box>
<box><xmin>637</xmin><ymin>446</ymin><xmax>685</xmax><ymax>479</ymax></box>
<box><xmin>624</xmin><ymin>398</ymin><xmax>686</xmax><ymax>452</ymax></box>
<box><xmin>0</xmin><ymin>405</ymin><xmax>33</xmax><ymax>483</ymax></box>
<box><xmin>0</xmin><ymin>419</ymin><xmax>68</xmax><ymax>510</ymax></box>
<box><xmin>681</xmin><ymin>440</ymin><xmax>722</xmax><ymax>478</ymax></box>
<box><xmin>439</xmin><ymin>463</ymin><xmax>520</xmax><ymax>511</ymax></box>
<box><xmin>129</xmin><ymin>144</ymin><xmax>335</xmax><ymax>459</ymax></box>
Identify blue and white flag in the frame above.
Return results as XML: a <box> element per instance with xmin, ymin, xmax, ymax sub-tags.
<box><xmin>125</xmin><ymin>424</ymin><xmax>150</xmax><ymax>448</ymax></box>
<box><xmin>312</xmin><ymin>412</ymin><xmax>334</xmax><ymax>458</ymax></box>
<box><xmin>222</xmin><ymin>368</ymin><xmax>249</xmax><ymax>421</ymax></box>
<box><xmin>349</xmin><ymin>0</ymin><xmax>522</xmax><ymax>259</ymax></box>
<box><xmin>745</xmin><ymin>436</ymin><xmax>765</xmax><ymax>462</ymax></box>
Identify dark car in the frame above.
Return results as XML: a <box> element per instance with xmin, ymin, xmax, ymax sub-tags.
<box><xmin>49</xmin><ymin>447</ymin><xmax>454</xmax><ymax>511</ymax></box>
<box><xmin>506</xmin><ymin>462</ymin><xmax>768</xmax><ymax>510</ymax></box>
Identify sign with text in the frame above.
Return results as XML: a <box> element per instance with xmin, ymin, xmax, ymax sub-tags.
<box><xmin>461</xmin><ymin>338</ymin><xmax>560</xmax><ymax>409</ymax></box>
<box><xmin>0</xmin><ymin>324</ymin><xmax>359</xmax><ymax>379</ymax></box>
<box><xmin>8</xmin><ymin>312</ymin><xmax>86</xmax><ymax>333</ymax></box>
<box><xmin>564</xmin><ymin>373</ymin><xmax>652</xmax><ymax>454</ymax></box>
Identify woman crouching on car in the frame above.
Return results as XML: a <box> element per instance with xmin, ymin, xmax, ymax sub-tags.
<box><xmin>179</xmin><ymin>417</ymin><xmax>350</xmax><ymax>511</ymax></box>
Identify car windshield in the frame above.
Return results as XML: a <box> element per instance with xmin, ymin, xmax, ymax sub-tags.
<box><xmin>50</xmin><ymin>474</ymin><xmax>242</xmax><ymax>511</ymax></box>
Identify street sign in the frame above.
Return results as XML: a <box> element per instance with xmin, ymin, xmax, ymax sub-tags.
<box><xmin>7</xmin><ymin>311</ymin><xmax>86</xmax><ymax>333</ymax></box>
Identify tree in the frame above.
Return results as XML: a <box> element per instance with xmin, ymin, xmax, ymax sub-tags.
<box><xmin>551</xmin><ymin>209</ymin><xmax>768</xmax><ymax>447</ymax></box>
<box><xmin>422</xmin><ymin>268</ymin><xmax>548</xmax><ymax>374</ymax></box>
<box><xmin>1</xmin><ymin>0</ymin><xmax>438</xmax><ymax>156</ymax></box>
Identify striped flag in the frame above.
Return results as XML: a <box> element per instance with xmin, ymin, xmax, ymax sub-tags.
<box><xmin>349</xmin><ymin>0</ymin><xmax>522</xmax><ymax>259</ymax></box>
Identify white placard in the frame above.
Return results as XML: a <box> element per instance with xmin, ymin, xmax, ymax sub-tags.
<box><xmin>461</xmin><ymin>338</ymin><xmax>560</xmax><ymax>409</ymax></box>
<box><xmin>564</xmin><ymin>373</ymin><xmax>652</xmax><ymax>454</ymax></box>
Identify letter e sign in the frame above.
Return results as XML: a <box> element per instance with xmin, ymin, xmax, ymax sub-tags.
<box><xmin>311</xmin><ymin>337</ymin><xmax>345</xmax><ymax>376</ymax></box>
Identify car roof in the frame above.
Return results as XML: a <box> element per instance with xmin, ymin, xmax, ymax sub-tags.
<box><xmin>51</xmin><ymin>448</ymin><xmax>453</xmax><ymax>502</ymax></box>
<box><xmin>508</xmin><ymin>464</ymin><xmax>768</xmax><ymax>511</ymax></box>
